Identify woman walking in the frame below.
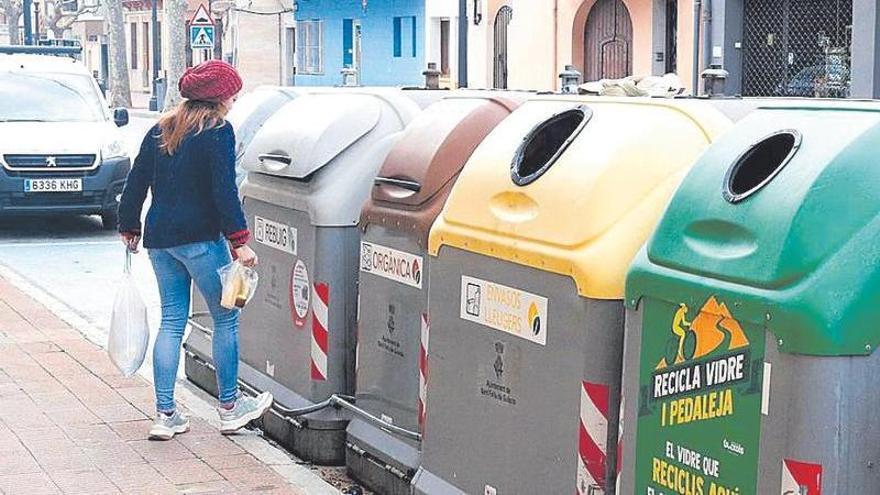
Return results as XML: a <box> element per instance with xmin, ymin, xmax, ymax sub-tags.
<box><xmin>118</xmin><ymin>60</ymin><xmax>272</xmax><ymax>440</ymax></box>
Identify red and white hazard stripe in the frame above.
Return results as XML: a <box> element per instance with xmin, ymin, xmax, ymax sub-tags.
<box><xmin>781</xmin><ymin>459</ymin><xmax>822</xmax><ymax>495</ymax></box>
<box><xmin>577</xmin><ymin>381</ymin><xmax>608</xmax><ymax>494</ymax></box>
<box><xmin>615</xmin><ymin>395</ymin><xmax>624</xmax><ymax>494</ymax></box>
<box><xmin>417</xmin><ymin>312</ymin><xmax>430</xmax><ymax>431</ymax></box>
<box><xmin>310</xmin><ymin>282</ymin><xmax>329</xmax><ymax>381</ymax></box>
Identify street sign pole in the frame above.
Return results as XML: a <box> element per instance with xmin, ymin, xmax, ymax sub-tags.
<box><xmin>22</xmin><ymin>0</ymin><xmax>33</xmax><ymax>45</ymax></box>
<box><xmin>149</xmin><ymin>0</ymin><xmax>160</xmax><ymax>111</ymax></box>
<box><xmin>189</xmin><ymin>3</ymin><xmax>215</xmax><ymax>59</ymax></box>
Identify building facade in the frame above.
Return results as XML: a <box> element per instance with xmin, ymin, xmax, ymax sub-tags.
<box><xmin>293</xmin><ymin>0</ymin><xmax>427</xmax><ymax>86</ymax></box>
<box><xmin>465</xmin><ymin>0</ymin><xmax>859</xmax><ymax>96</ymax></box>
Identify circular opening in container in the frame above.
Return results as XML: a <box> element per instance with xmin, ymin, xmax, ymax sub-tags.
<box><xmin>723</xmin><ymin>130</ymin><xmax>801</xmax><ymax>203</ymax></box>
<box><xmin>511</xmin><ymin>106</ymin><xmax>591</xmax><ymax>186</ymax></box>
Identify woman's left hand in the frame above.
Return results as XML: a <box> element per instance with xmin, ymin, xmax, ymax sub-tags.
<box><xmin>234</xmin><ymin>245</ymin><xmax>258</xmax><ymax>268</ymax></box>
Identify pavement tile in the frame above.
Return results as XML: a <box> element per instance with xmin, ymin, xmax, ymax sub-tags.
<box><xmin>16</xmin><ymin>342</ymin><xmax>63</xmax><ymax>355</ymax></box>
<box><xmin>60</xmin><ymin>424</ymin><xmax>121</xmax><ymax>446</ymax></box>
<box><xmin>128</xmin><ymin>438</ymin><xmax>197</xmax><ymax>462</ymax></box>
<box><xmin>178</xmin><ymin>434</ymin><xmax>245</xmax><ymax>458</ymax></box>
<box><xmin>44</xmin><ymin>405</ymin><xmax>102</xmax><ymax>427</ymax></box>
<box><xmin>1</xmin><ymin>411</ymin><xmax>53</xmax><ymax>430</ymax></box>
<box><xmin>14</xmin><ymin>379</ymin><xmax>68</xmax><ymax>394</ymax></box>
<box><xmin>33</xmin><ymin>452</ymin><xmax>95</xmax><ymax>473</ymax></box>
<box><xmin>120</xmin><ymin>484</ymin><xmax>179</xmax><ymax>495</ymax></box>
<box><xmin>89</xmin><ymin>403</ymin><xmax>149</xmax><ymax>423</ymax></box>
<box><xmin>186</xmin><ymin>417</ymin><xmax>219</xmax><ymax>437</ymax></box>
<box><xmin>108</xmin><ymin>419</ymin><xmax>152</xmax><ymax>441</ymax></box>
<box><xmin>48</xmin><ymin>468</ymin><xmax>120</xmax><ymax>494</ymax></box>
<box><xmin>174</xmin><ymin>480</ymin><xmax>237</xmax><ymax>493</ymax></box>
<box><xmin>80</xmin><ymin>442</ymin><xmax>146</xmax><ymax>468</ymax></box>
<box><xmin>0</xmin><ymin>451</ymin><xmax>42</xmax><ymax>476</ymax></box>
<box><xmin>0</xmin><ymin>472</ymin><xmax>61</xmax><ymax>495</ymax></box>
<box><xmin>98</xmin><ymin>462</ymin><xmax>166</xmax><ymax>490</ymax></box>
<box><xmin>220</xmin><ymin>466</ymin><xmax>289</xmax><ymax>492</ymax></box>
<box><xmin>13</xmin><ymin>426</ymin><xmax>68</xmax><ymax>444</ymax></box>
<box><xmin>152</xmin><ymin>459</ymin><xmax>223</xmax><ymax>485</ymax></box>
<box><xmin>201</xmin><ymin>453</ymin><xmax>263</xmax><ymax>471</ymax></box>
<box><xmin>27</xmin><ymin>392</ymin><xmax>84</xmax><ymax>412</ymax></box>
<box><xmin>115</xmin><ymin>385</ymin><xmax>156</xmax><ymax>402</ymax></box>
<box><xmin>0</xmin><ymin>276</ymin><xmax>330</xmax><ymax>495</ymax></box>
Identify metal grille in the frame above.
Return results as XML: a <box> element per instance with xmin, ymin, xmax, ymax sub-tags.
<box><xmin>494</xmin><ymin>6</ymin><xmax>513</xmax><ymax>89</ymax></box>
<box><xmin>742</xmin><ymin>0</ymin><xmax>852</xmax><ymax>98</ymax></box>
<box><xmin>3</xmin><ymin>154</ymin><xmax>97</xmax><ymax>170</ymax></box>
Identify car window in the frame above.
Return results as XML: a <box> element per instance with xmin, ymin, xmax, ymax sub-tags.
<box><xmin>0</xmin><ymin>71</ymin><xmax>106</xmax><ymax>122</ymax></box>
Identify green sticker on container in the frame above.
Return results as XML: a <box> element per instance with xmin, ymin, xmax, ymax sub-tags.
<box><xmin>634</xmin><ymin>296</ymin><xmax>765</xmax><ymax>495</ymax></box>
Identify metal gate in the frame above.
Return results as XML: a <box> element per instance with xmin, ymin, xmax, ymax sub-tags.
<box><xmin>494</xmin><ymin>5</ymin><xmax>513</xmax><ymax>89</ymax></box>
<box><xmin>743</xmin><ymin>0</ymin><xmax>852</xmax><ymax>97</ymax></box>
<box><xmin>584</xmin><ymin>0</ymin><xmax>633</xmax><ymax>81</ymax></box>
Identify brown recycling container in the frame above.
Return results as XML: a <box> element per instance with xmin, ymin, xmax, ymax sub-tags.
<box><xmin>348</xmin><ymin>92</ymin><xmax>524</xmax><ymax>495</ymax></box>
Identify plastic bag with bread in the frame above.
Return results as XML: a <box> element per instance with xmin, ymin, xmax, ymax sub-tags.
<box><xmin>219</xmin><ymin>260</ymin><xmax>259</xmax><ymax>309</ymax></box>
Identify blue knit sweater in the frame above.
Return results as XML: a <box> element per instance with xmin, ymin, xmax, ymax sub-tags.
<box><xmin>117</xmin><ymin>122</ymin><xmax>249</xmax><ymax>249</ymax></box>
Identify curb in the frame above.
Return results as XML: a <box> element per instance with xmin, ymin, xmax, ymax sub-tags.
<box><xmin>0</xmin><ymin>262</ymin><xmax>342</xmax><ymax>495</ymax></box>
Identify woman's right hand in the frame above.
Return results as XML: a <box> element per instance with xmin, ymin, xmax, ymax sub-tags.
<box><xmin>234</xmin><ymin>245</ymin><xmax>259</xmax><ymax>268</ymax></box>
<box><xmin>121</xmin><ymin>232</ymin><xmax>141</xmax><ymax>253</ymax></box>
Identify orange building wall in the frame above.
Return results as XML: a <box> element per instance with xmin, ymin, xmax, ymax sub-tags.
<box><xmin>475</xmin><ymin>0</ymin><xmax>700</xmax><ymax>93</ymax></box>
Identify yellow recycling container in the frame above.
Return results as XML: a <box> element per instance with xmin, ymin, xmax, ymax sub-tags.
<box><xmin>412</xmin><ymin>96</ymin><xmax>731</xmax><ymax>495</ymax></box>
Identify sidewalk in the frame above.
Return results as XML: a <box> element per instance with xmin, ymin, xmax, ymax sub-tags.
<box><xmin>0</xmin><ymin>275</ymin><xmax>337</xmax><ymax>495</ymax></box>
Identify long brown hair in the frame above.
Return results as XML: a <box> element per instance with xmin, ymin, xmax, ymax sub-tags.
<box><xmin>158</xmin><ymin>99</ymin><xmax>231</xmax><ymax>155</ymax></box>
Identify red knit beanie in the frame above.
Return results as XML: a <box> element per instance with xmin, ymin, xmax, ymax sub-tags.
<box><xmin>178</xmin><ymin>60</ymin><xmax>243</xmax><ymax>103</ymax></box>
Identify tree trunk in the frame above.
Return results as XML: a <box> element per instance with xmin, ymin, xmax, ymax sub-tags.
<box><xmin>6</xmin><ymin>13</ymin><xmax>21</xmax><ymax>44</ymax></box>
<box><xmin>2</xmin><ymin>1</ymin><xmax>22</xmax><ymax>45</ymax></box>
<box><xmin>162</xmin><ymin>0</ymin><xmax>187</xmax><ymax>110</ymax></box>
<box><xmin>103</xmin><ymin>0</ymin><xmax>131</xmax><ymax>107</ymax></box>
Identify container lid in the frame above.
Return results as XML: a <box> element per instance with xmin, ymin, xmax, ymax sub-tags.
<box><xmin>627</xmin><ymin>102</ymin><xmax>880</xmax><ymax>356</ymax></box>
<box><xmin>362</xmin><ymin>94</ymin><xmax>522</xmax><ymax>242</ymax></box>
<box><xmin>240</xmin><ymin>93</ymin><xmax>383</xmax><ymax>179</ymax></box>
<box><xmin>428</xmin><ymin>96</ymin><xmax>731</xmax><ymax>299</ymax></box>
<box><xmin>372</xmin><ymin>95</ymin><xmax>520</xmax><ymax>207</ymax></box>
<box><xmin>227</xmin><ymin>86</ymin><xmax>300</xmax><ymax>167</ymax></box>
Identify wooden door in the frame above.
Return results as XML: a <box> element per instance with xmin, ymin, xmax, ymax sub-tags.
<box><xmin>584</xmin><ymin>0</ymin><xmax>633</xmax><ymax>81</ymax></box>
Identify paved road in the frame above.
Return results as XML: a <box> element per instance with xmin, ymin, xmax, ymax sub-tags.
<box><xmin>0</xmin><ymin>117</ymin><xmax>160</xmax><ymax>331</ymax></box>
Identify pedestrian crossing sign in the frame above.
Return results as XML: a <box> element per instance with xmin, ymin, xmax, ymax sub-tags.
<box><xmin>190</xmin><ymin>25</ymin><xmax>214</xmax><ymax>49</ymax></box>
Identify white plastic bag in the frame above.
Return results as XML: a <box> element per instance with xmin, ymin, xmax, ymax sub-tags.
<box><xmin>219</xmin><ymin>260</ymin><xmax>259</xmax><ymax>309</ymax></box>
<box><xmin>107</xmin><ymin>250</ymin><xmax>150</xmax><ymax>377</ymax></box>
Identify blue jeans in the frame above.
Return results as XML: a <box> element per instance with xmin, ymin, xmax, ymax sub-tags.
<box><xmin>148</xmin><ymin>238</ymin><xmax>239</xmax><ymax>412</ymax></box>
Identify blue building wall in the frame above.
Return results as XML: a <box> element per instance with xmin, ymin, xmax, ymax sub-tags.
<box><xmin>294</xmin><ymin>0</ymin><xmax>426</xmax><ymax>86</ymax></box>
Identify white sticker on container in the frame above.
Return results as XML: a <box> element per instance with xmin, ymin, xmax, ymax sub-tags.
<box><xmin>291</xmin><ymin>260</ymin><xmax>310</xmax><ymax>327</ymax></box>
<box><xmin>360</xmin><ymin>241</ymin><xmax>424</xmax><ymax>289</ymax></box>
<box><xmin>484</xmin><ymin>485</ymin><xmax>497</xmax><ymax>495</ymax></box>
<box><xmin>254</xmin><ymin>215</ymin><xmax>297</xmax><ymax>255</ymax></box>
<box><xmin>460</xmin><ymin>276</ymin><xmax>548</xmax><ymax>346</ymax></box>
<box><xmin>761</xmin><ymin>362</ymin><xmax>771</xmax><ymax>415</ymax></box>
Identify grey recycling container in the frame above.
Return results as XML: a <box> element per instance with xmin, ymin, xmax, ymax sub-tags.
<box><xmin>619</xmin><ymin>101</ymin><xmax>880</xmax><ymax>495</ymax></box>
<box><xmin>184</xmin><ymin>88</ymin><xmax>436</xmax><ymax>465</ymax></box>
<box><xmin>224</xmin><ymin>86</ymin><xmax>300</xmax><ymax>185</ymax></box>
<box><xmin>411</xmin><ymin>97</ymin><xmax>732</xmax><ymax>495</ymax></box>
<box><xmin>347</xmin><ymin>92</ymin><xmax>523</xmax><ymax>495</ymax></box>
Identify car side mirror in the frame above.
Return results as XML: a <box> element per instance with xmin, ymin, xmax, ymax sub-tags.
<box><xmin>114</xmin><ymin>108</ymin><xmax>129</xmax><ymax>127</ymax></box>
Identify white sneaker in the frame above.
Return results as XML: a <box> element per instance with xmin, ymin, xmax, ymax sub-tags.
<box><xmin>218</xmin><ymin>392</ymin><xmax>273</xmax><ymax>434</ymax></box>
<box><xmin>148</xmin><ymin>410</ymin><xmax>190</xmax><ymax>440</ymax></box>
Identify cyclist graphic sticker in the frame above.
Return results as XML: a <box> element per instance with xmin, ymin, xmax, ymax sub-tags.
<box><xmin>634</xmin><ymin>296</ymin><xmax>765</xmax><ymax>495</ymax></box>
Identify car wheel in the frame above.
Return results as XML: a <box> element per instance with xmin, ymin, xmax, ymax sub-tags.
<box><xmin>101</xmin><ymin>212</ymin><xmax>118</xmax><ymax>231</ymax></box>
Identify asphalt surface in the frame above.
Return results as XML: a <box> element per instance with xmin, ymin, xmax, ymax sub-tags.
<box><xmin>0</xmin><ymin>116</ymin><xmax>162</xmax><ymax>360</ymax></box>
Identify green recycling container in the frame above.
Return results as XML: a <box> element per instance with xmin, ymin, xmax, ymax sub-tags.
<box><xmin>618</xmin><ymin>101</ymin><xmax>880</xmax><ymax>495</ymax></box>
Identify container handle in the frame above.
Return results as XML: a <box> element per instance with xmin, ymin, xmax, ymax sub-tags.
<box><xmin>258</xmin><ymin>153</ymin><xmax>292</xmax><ymax>166</ymax></box>
<box><xmin>374</xmin><ymin>176</ymin><xmax>421</xmax><ymax>193</ymax></box>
